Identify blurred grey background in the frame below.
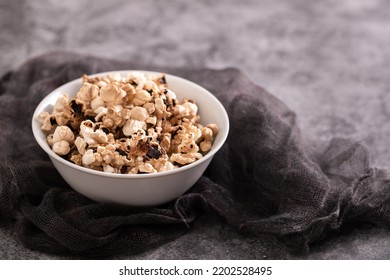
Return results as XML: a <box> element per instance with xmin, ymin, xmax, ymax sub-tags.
<box><xmin>1</xmin><ymin>0</ymin><xmax>390</xmax><ymax>259</ymax></box>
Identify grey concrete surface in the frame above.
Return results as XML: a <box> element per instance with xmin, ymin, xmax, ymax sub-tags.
<box><xmin>1</xmin><ymin>0</ymin><xmax>390</xmax><ymax>259</ymax></box>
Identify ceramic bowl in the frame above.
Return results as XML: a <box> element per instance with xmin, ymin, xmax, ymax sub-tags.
<box><xmin>32</xmin><ymin>70</ymin><xmax>229</xmax><ymax>206</ymax></box>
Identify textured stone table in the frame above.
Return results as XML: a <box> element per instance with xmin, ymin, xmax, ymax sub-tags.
<box><xmin>1</xmin><ymin>0</ymin><xmax>390</xmax><ymax>259</ymax></box>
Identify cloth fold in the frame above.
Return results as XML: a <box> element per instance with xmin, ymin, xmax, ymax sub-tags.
<box><xmin>0</xmin><ymin>52</ymin><xmax>389</xmax><ymax>257</ymax></box>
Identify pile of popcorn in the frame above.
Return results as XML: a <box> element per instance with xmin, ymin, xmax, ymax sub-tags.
<box><xmin>37</xmin><ymin>72</ymin><xmax>218</xmax><ymax>174</ymax></box>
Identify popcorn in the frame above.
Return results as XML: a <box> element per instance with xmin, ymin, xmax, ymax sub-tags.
<box><xmin>170</xmin><ymin>152</ymin><xmax>203</xmax><ymax>165</ymax></box>
<box><xmin>74</xmin><ymin>136</ymin><xmax>87</xmax><ymax>155</ymax></box>
<box><xmin>52</xmin><ymin>140</ymin><xmax>71</xmax><ymax>156</ymax></box>
<box><xmin>75</xmin><ymin>83</ymin><xmax>99</xmax><ymax>106</ymax></box>
<box><xmin>37</xmin><ymin>111</ymin><xmax>54</xmax><ymax>131</ymax></box>
<box><xmin>49</xmin><ymin>126</ymin><xmax>75</xmax><ymax>155</ymax></box>
<box><xmin>100</xmin><ymin>84</ymin><xmax>126</xmax><ymax>106</ymax></box>
<box><xmin>130</xmin><ymin>106</ymin><xmax>149</xmax><ymax>122</ymax></box>
<box><xmin>200</xmin><ymin>127</ymin><xmax>214</xmax><ymax>152</ymax></box>
<box><xmin>133</xmin><ymin>90</ymin><xmax>152</xmax><ymax>106</ymax></box>
<box><xmin>52</xmin><ymin>126</ymin><xmax>74</xmax><ymax>143</ymax></box>
<box><xmin>102</xmin><ymin>108</ymin><xmax>123</xmax><ymax>129</ymax></box>
<box><xmin>38</xmin><ymin>72</ymin><xmax>218</xmax><ymax>174</ymax></box>
<box><xmin>122</xmin><ymin>119</ymin><xmax>147</xmax><ymax>136</ymax></box>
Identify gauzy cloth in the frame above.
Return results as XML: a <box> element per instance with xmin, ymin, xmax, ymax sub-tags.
<box><xmin>1</xmin><ymin>52</ymin><xmax>390</xmax><ymax>258</ymax></box>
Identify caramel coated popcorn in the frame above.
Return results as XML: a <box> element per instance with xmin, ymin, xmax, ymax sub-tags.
<box><xmin>38</xmin><ymin>73</ymin><xmax>218</xmax><ymax>174</ymax></box>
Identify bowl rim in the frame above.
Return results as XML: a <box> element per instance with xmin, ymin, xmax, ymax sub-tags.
<box><xmin>31</xmin><ymin>70</ymin><xmax>229</xmax><ymax>179</ymax></box>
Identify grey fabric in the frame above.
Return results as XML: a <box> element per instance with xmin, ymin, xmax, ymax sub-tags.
<box><xmin>0</xmin><ymin>52</ymin><xmax>389</xmax><ymax>257</ymax></box>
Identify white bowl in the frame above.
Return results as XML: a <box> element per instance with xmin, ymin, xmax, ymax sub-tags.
<box><xmin>32</xmin><ymin>70</ymin><xmax>229</xmax><ymax>206</ymax></box>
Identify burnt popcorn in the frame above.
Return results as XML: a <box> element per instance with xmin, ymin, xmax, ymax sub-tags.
<box><xmin>160</xmin><ymin>75</ymin><xmax>167</xmax><ymax>84</ymax></box>
<box><xmin>116</xmin><ymin>149</ymin><xmax>128</xmax><ymax>156</ymax></box>
<box><xmin>49</xmin><ymin>117</ymin><xmax>57</xmax><ymax>125</ymax></box>
<box><xmin>70</xmin><ymin>100</ymin><xmax>83</xmax><ymax>115</ymax></box>
<box><xmin>146</xmin><ymin>144</ymin><xmax>162</xmax><ymax>159</ymax></box>
<box><xmin>37</xmin><ymin>72</ymin><xmax>218</xmax><ymax>174</ymax></box>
